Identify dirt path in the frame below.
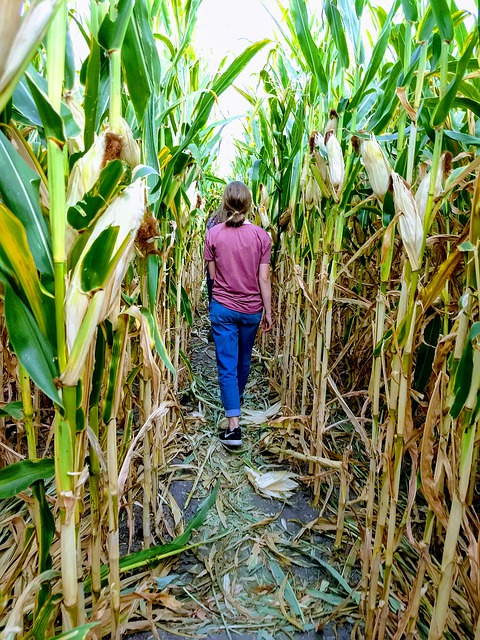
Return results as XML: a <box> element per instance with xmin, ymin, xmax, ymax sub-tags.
<box><xmin>124</xmin><ymin>302</ymin><xmax>355</xmax><ymax>640</ymax></box>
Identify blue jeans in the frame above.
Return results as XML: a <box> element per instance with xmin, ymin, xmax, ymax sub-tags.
<box><xmin>209</xmin><ymin>299</ymin><xmax>262</xmax><ymax>417</ymax></box>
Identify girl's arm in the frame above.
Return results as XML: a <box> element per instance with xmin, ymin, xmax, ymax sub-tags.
<box><xmin>258</xmin><ymin>263</ymin><xmax>272</xmax><ymax>332</ymax></box>
<box><xmin>207</xmin><ymin>260</ymin><xmax>216</xmax><ymax>280</ymax></box>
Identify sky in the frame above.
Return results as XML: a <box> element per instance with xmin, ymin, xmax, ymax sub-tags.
<box><xmin>193</xmin><ymin>0</ymin><xmax>478</xmax><ymax>175</ymax></box>
<box><xmin>193</xmin><ymin>0</ymin><xmax>282</xmax><ymax>175</ymax></box>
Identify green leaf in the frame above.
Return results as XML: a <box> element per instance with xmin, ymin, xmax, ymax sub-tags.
<box><xmin>55</xmin><ymin>624</ymin><xmax>100</xmax><ymax>640</ymax></box>
<box><xmin>291</xmin><ymin>0</ymin><xmax>327</xmax><ymax>93</ymax></box>
<box><xmin>147</xmin><ymin>253</ymin><xmax>159</xmax><ymax>309</ymax></box>
<box><xmin>24</xmin><ymin>593</ymin><xmax>63</xmax><ymax>640</ymax></box>
<box><xmin>0</xmin><ymin>401</ymin><xmax>23</xmax><ymax>419</ymax></box>
<box><xmin>324</xmin><ymin>1</ymin><xmax>349</xmax><ymax>69</ymax></box>
<box><xmin>0</xmin><ymin>459</ymin><xmax>54</xmax><ymax>499</ymax></box>
<box><xmin>0</xmin><ymin>202</ymin><xmax>49</xmax><ymax>336</ymax></box>
<box><xmin>269</xmin><ymin>560</ymin><xmax>305</xmax><ymax>621</ymax></box>
<box><xmin>5</xmin><ymin>285</ymin><xmax>61</xmax><ymax>406</ymax></box>
<box><xmin>182</xmin><ymin>40</ymin><xmax>270</xmax><ymax>151</ymax></box>
<box><xmin>338</xmin><ymin>0</ymin><xmax>364</xmax><ymax>63</ymax></box>
<box><xmin>122</xmin><ymin>0</ymin><xmax>161</xmax><ymax>124</ymax></box>
<box><xmin>64</xmin><ymin>18</ymin><xmax>76</xmax><ymax>91</ymax></box>
<box><xmin>67</xmin><ymin>160</ymin><xmax>126</xmax><ymax>230</ymax></box>
<box><xmin>451</xmin><ymin>322</ymin><xmax>480</xmax><ymax>418</ymax></box>
<box><xmin>81</xmin><ymin>226</ymin><xmax>120</xmax><ymax>292</ymax></box>
<box><xmin>26</xmin><ymin>73</ymin><xmax>66</xmax><ymax>144</ymax></box>
<box><xmin>432</xmin><ymin>33</ymin><xmax>477</xmax><ymax>127</ymax></box>
<box><xmin>98</xmin><ymin>0</ymin><xmax>134</xmax><ymax>51</ymax></box>
<box><xmin>350</xmin><ymin>0</ymin><xmax>400</xmax><ymax>110</ymax></box>
<box><xmin>0</xmin><ymin>0</ymin><xmax>63</xmax><ymax>113</ymax></box>
<box><xmin>430</xmin><ymin>0</ymin><xmax>454</xmax><ymax>42</ymax></box>
<box><xmin>0</xmin><ymin>131</ymin><xmax>53</xmax><ymax>277</ymax></box>
<box><xmin>102</xmin><ymin>316</ymin><xmax>127</xmax><ymax>423</ymax></box>
<box><xmin>118</xmin><ymin>481</ymin><xmax>218</xmax><ymax>573</ymax></box>
<box><xmin>444</xmin><ymin>130</ymin><xmax>480</xmax><ymax>146</ymax></box>
<box><xmin>140</xmin><ymin>307</ymin><xmax>176</xmax><ymax>375</ymax></box>
<box><xmin>402</xmin><ymin>0</ymin><xmax>418</xmax><ymax>22</ymax></box>
<box><xmin>31</xmin><ymin>480</ymin><xmax>55</xmax><ymax>611</ymax></box>
<box><xmin>83</xmin><ymin>38</ymin><xmax>102</xmax><ymax>151</ymax></box>
<box><xmin>418</xmin><ymin>5</ymin><xmax>436</xmax><ymax>42</ymax></box>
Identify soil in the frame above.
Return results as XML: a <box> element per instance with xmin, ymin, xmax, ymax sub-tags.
<box><xmin>121</xmin><ymin>300</ymin><xmax>357</xmax><ymax>640</ymax></box>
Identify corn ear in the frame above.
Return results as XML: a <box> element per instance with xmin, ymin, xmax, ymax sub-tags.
<box><xmin>415</xmin><ymin>152</ymin><xmax>451</xmax><ymax>220</ymax></box>
<box><xmin>391</xmin><ymin>172</ymin><xmax>423</xmax><ymax>271</ymax></box>
<box><xmin>360</xmin><ymin>135</ymin><xmax>391</xmax><ymax>199</ymax></box>
<box><xmin>62</xmin><ymin>180</ymin><xmax>146</xmax><ymax>386</ymax></box>
<box><xmin>325</xmin><ymin>131</ymin><xmax>344</xmax><ymax>201</ymax></box>
<box><xmin>245</xmin><ymin>467</ymin><xmax>299</xmax><ymax>499</ymax></box>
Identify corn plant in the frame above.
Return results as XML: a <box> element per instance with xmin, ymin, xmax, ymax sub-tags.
<box><xmin>235</xmin><ymin>0</ymin><xmax>480</xmax><ymax>636</ymax></box>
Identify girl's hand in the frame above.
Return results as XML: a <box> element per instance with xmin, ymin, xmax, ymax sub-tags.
<box><xmin>262</xmin><ymin>311</ymin><xmax>272</xmax><ymax>332</ymax></box>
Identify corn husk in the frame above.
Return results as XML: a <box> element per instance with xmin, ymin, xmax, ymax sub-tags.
<box><xmin>415</xmin><ymin>152</ymin><xmax>450</xmax><ymax>221</ymax></box>
<box><xmin>65</xmin><ymin>93</ymin><xmax>85</xmax><ymax>155</ymax></box>
<box><xmin>66</xmin><ymin>118</ymin><xmax>140</xmax><ymax>209</ymax></box>
<box><xmin>245</xmin><ymin>467</ymin><xmax>299</xmax><ymax>499</ymax></box>
<box><xmin>0</xmin><ymin>0</ymin><xmax>61</xmax><ymax>112</ymax></box>
<box><xmin>311</xmin><ymin>131</ymin><xmax>329</xmax><ymax>185</ymax></box>
<box><xmin>259</xmin><ymin>183</ymin><xmax>269</xmax><ymax>208</ymax></box>
<box><xmin>61</xmin><ymin>180</ymin><xmax>146</xmax><ymax>386</ymax></box>
<box><xmin>257</xmin><ymin>204</ymin><xmax>270</xmax><ymax>229</ymax></box>
<box><xmin>325</xmin><ymin>132</ymin><xmax>344</xmax><ymax>200</ymax></box>
<box><xmin>65</xmin><ymin>118</ymin><xmax>141</xmax><ymax>252</ymax></box>
<box><xmin>391</xmin><ymin>172</ymin><xmax>423</xmax><ymax>271</ymax></box>
<box><xmin>304</xmin><ymin>171</ymin><xmax>322</xmax><ymax>210</ymax></box>
<box><xmin>360</xmin><ymin>135</ymin><xmax>391</xmax><ymax>199</ymax></box>
<box><xmin>325</xmin><ymin>109</ymin><xmax>339</xmax><ymax>135</ymax></box>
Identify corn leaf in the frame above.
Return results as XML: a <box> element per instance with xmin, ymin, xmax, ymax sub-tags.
<box><xmin>182</xmin><ymin>39</ymin><xmax>270</xmax><ymax>151</ymax></box>
<box><xmin>83</xmin><ymin>38</ymin><xmax>102</xmax><ymax>151</ymax></box>
<box><xmin>402</xmin><ymin>0</ymin><xmax>418</xmax><ymax>22</ymax></box>
<box><xmin>55</xmin><ymin>624</ymin><xmax>100</xmax><ymax>640</ymax></box>
<box><xmin>90</xmin><ymin>481</ymin><xmax>219</xmax><ymax>586</ymax></box>
<box><xmin>338</xmin><ymin>0</ymin><xmax>364</xmax><ymax>63</ymax></box>
<box><xmin>147</xmin><ymin>253</ymin><xmax>159</xmax><ymax>309</ymax></box>
<box><xmin>451</xmin><ymin>322</ymin><xmax>480</xmax><ymax>419</ymax></box>
<box><xmin>67</xmin><ymin>159</ymin><xmax>126</xmax><ymax>230</ymax></box>
<box><xmin>0</xmin><ymin>202</ymin><xmax>49</xmax><ymax>336</ymax></box>
<box><xmin>102</xmin><ymin>316</ymin><xmax>127</xmax><ymax>423</ymax></box>
<box><xmin>122</xmin><ymin>0</ymin><xmax>160</xmax><ymax>124</ymax></box>
<box><xmin>0</xmin><ymin>459</ymin><xmax>54</xmax><ymax>499</ymax></box>
<box><xmin>324</xmin><ymin>1</ymin><xmax>349</xmax><ymax>69</ymax></box>
<box><xmin>350</xmin><ymin>0</ymin><xmax>400</xmax><ymax>110</ymax></box>
<box><xmin>31</xmin><ymin>480</ymin><xmax>55</xmax><ymax>611</ymax></box>
<box><xmin>24</xmin><ymin>593</ymin><xmax>63</xmax><ymax>640</ymax></box>
<box><xmin>269</xmin><ymin>560</ymin><xmax>305</xmax><ymax>622</ymax></box>
<box><xmin>141</xmin><ymin>307</ymin><xmax>176</xmax><ymax>375</ymax></box>
<box><xmin>0</xmin><ymin>131</ymin><xmax>53</xmax><ymax>277</ymax></box>
<box><xmin>25</xmin><ymin>73</ymin><xmax>66</xmax><ymax>144</ymax></box>
<box><xmin>0</xmin><ymin>0</ymin><xmax>62</xmax><ymax>113</ymax></box>
<box><xmin>80</xmin><ymin>226</ymin><xmax>120</xmax><ymax>291</ymax></box>
<box><xmin>5</xmin><ymin>284</ymin><xmax>61</xmax><ymax>406</ymax></box>
<box><xmin>430</xmin><ymin>0</ymin><xmax>454</xmax><ymax>42</ymax></box>
<box><xmin>98</xmin><ymin>0</ymin><xmax>134</xmax><ymax>51</ymax></box>
<box><xmin>0</xmin><ymin>401</ymin><xmax>23</xmax><ymax>419</ymax></box>
<box><xmin>291</xmin><ymin>0</ymin><xmax>327</xmax><ymax>93</ymax></box>
<box><xmin>431</xmin><ymin>32</ymin><xmax>478</xmax><ymax>127</ymax></box>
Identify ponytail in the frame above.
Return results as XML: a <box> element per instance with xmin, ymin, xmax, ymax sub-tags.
<box><xmin>225</xmin><ymin>210</ymin><xmax>246</xmax><ymax>227</ymax></box>
<box><xmin>221</xmin><ymin>181</ymin><xmax>252</xmax><ymax>228</ymax></box>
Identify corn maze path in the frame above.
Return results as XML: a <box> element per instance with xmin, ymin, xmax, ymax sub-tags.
<box><xmin>123</xmin><ymin>300</ymin><xmax>356</xmax><ymax>640</ymax></box>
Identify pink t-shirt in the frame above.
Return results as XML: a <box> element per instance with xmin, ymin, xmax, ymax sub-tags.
<box><xmin>204</xmin><ymin>222</ymin><xmax>271</xmax><ymax>314</ymax></box>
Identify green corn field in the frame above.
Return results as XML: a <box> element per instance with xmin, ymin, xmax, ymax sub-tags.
<box><xmin>0</xmin><ymin>0</ymin><xmax>479</xmax><ymax>638</ymax></box>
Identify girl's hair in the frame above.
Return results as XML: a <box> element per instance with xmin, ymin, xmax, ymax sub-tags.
<box><xmin>220</xmin><ymin>181</ymin><xmax>252</xmax><ymax>227</ymax></box>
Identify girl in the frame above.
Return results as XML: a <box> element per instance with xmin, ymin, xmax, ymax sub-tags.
<box><xmin>204</xmin><ymin>181</ymin><xmax>272</xmax><ymax>448</ymax></box>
